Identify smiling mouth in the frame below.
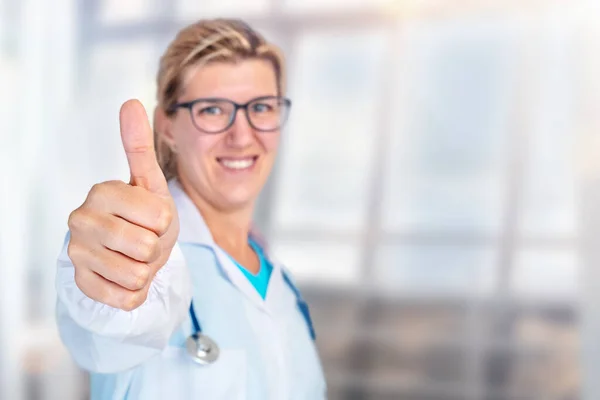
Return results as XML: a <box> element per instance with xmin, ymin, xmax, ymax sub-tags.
<box><xmin>216</xmin><ymin>156</ymin><xmax>259</xmax><ymax>171</ymax></box>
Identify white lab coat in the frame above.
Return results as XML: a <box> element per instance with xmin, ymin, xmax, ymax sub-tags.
<box><xmin>55</xmin><ymin>179</ymin><xmax>327</xmax><ymax>400</ymax></box>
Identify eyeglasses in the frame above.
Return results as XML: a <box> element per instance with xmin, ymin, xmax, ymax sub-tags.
<box><xmin>168</xmin><ymin>95</ymin><xmax>292</xmax><ymax>134</ymax></box>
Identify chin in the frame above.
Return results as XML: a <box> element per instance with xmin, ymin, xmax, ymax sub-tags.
<box><xmin>215</xmin><ymin>189</ymin><xmax>258</xmax><ymax>211</ymax></box>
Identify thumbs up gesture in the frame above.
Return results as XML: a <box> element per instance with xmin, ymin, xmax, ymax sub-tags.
<box><xmin>67</xmin><ymin>100</ymin><xmax>179</xmax><ymax>311</ymax></box>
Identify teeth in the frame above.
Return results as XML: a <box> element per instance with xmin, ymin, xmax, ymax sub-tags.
<box><xmin>220</xmin><ymin>158</ymin><xmax>255</xmax><ymax>170</ymax></box>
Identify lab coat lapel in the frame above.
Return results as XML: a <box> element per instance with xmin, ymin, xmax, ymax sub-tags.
<box><xmin>212</xmin><ymin>246</ymin><xmax>267</xmax><ymax>311</ymax></box>
<box><xmin>168</xmin><ymin>179</ymin><xmax>270</xmax><ymax>313</ymax></box>
<box><xmin>262</xmin><ymin>253</ymin><xmax>288</xmax><ymax>314</ymax></box>
<box><xmin>249</xmin><ymin>230</ymin><xmax>288</xmax><ymax>314</ymax></box>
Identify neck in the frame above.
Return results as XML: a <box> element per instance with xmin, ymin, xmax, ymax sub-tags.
<box><xmin>203</xmin><ymin>208</ymin><xmax>253</xmax><ymax>252</ymax></box>
<box><xmin>177</xmin><ymin>175</ymin><xmax>254</xmax><ymax>253</ymax></box>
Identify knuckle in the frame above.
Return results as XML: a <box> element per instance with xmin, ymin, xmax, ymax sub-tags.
<box><xmin>66</xmin><ymin>240</ymin><xmax>78</xmax><ymax>261</ymax></box>
<box><xmin>67</xmin><ymin>208</ymin><xmax>85</xmax><ymax>231</ymax></box>
<box><xmin>105</xmin><ymin>179</ymin><xmax>124</xmax><ymax>188</ymax></box>
<box><xmin>131</xmin><ymin>265</ymin><xmax>151</xmax><ymax>290</ymax></box>
<box><xmin>121</xmin><ymin>291</ymin><xmax>146</xmax><ymax>312</ymax></box>
<box><xmin>88</xmin><ymin>181</ymin><xmax>121</xmax><ymax>205</ymax></box>
<box><xmin>88</xmin><ymin>182</ymin><xmax>106</xmax><ymax>199</ymax></box>
<box><xmin>67</xmin><ymin>241</ymin><xmax>90</xmax><ymax>268</ymax></box>
<box><xmin>67</xmin><ymin>208</ymin><xmax>78</xmax><ymax>230</ymax></box>
<box><xmin>154</xmin><ymin>203</ymin><xmax>173</xmax><ymax>235</ymax></box>
<box><xmin>68</xmin><ymin>208</ymin><xmax>96</xmax><ymax>233</ymax></box>
<box><xmin>137</xmin><ymin>232</ymin><xmax>159</xmax><ymax>261</ymax></box>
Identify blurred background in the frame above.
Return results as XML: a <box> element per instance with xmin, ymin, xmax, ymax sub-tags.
<box><xmin>1</xmin><ymin>0</ymin><xmax>600</xmax><ymax>399</ymax></box>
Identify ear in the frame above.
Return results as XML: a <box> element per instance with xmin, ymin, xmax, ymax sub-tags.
<box><xmin>154</xmin><ymin>106</ymin><xmax>176</xmax><ymax>150</ymax></box>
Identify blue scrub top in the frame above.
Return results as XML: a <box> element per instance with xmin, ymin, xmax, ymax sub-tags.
<box><xmin>226</xmin><ymin>239</ymin><xmax>273</xmax><ymax>300</ymax></box>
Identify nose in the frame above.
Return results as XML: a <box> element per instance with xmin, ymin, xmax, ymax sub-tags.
<box><xmin>225</xmin><ymin>109</ymin><xmax>255</xmax><ymax>148</ymax></box>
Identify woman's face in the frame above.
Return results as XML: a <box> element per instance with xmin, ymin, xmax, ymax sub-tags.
<box><xmin>166</xmin><ymin>59</ymin><xmax>281</xmax><ymax>212</ymax></box>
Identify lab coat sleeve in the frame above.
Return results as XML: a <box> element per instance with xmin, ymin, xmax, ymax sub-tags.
<box><xmin>55</xmin><ymin>232</ymin><xmax>192</xmax><ymax>374</ymax></box>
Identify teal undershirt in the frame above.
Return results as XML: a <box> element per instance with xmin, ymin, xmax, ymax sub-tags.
<box><xmin>226</xmin><ymin>238</ymin><xmax>272</xmax><ymax>299</ymax></box>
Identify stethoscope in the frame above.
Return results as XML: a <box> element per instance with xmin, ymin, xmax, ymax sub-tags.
<box><xmin>186</xmin><ymin>270</ymin><xmax>316</xmax><ymax>365</ymax></box>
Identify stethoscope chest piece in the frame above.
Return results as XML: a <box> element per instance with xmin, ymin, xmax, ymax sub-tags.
<box><xmin>186</xmin><ymin>333</ymin><xmax>220</xmax><ymax>365</ymax></box>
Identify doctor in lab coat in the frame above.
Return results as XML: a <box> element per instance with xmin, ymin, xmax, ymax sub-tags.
<box><xmin>55</xmin><ymin>18</ymin><xmax>326</xmax><ymax>400</ymax></box>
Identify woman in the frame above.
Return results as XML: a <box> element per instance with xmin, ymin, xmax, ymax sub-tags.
<box><xmin>56</xmin><ymin>18</ymin><xmax>326</xmax><ymax>400</ymax></box>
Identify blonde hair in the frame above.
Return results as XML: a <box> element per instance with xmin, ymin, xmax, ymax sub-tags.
<box><xmin>154</xmin><ymin>18</ymin><xmax>286</xmax><ymax>181</ymax></box>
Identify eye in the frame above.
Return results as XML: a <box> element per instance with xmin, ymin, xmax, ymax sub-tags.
<box><xmin>198</xmin><ymin>105</ymin><xmax>223</xmax><ymax>116</ymax></box>
<box><xmin>251</xmin><ymin>102</ymin><xmax>274</xmax><ymax>113</ymax></box>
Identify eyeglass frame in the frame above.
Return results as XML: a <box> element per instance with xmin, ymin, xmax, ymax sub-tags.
<box><xmin>166</xmin><ymin>95</ymin><xmax>292</xmax><ymax>134</ymax></box>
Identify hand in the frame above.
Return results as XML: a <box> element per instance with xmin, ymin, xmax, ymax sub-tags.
<box><xmin>67</xmin><ymin>99</ymin><xmax>179</xmax><ymax>311</ymax></box>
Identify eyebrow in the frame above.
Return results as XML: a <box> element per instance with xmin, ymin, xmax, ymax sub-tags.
<box><xmin>179</xmin><ymin>94</ymin><xmax>280</xmax><ymax>103</ymax></box>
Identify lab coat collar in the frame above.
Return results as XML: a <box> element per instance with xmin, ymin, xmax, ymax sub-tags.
<box><xmin>168</xmin><ymin>179</ymin><xmax>214</xmax><ymax>246</ymax></box>
<box><xmin>167</xmin><ymin>178</ymin><xmax>284</xmax><ymax>314</ymax></box>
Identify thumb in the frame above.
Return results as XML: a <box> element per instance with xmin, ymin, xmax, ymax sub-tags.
<box><xmin>119</xmin><ymin>99</ymin><xmax>170</xmax><ymax>196</ymax></box>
